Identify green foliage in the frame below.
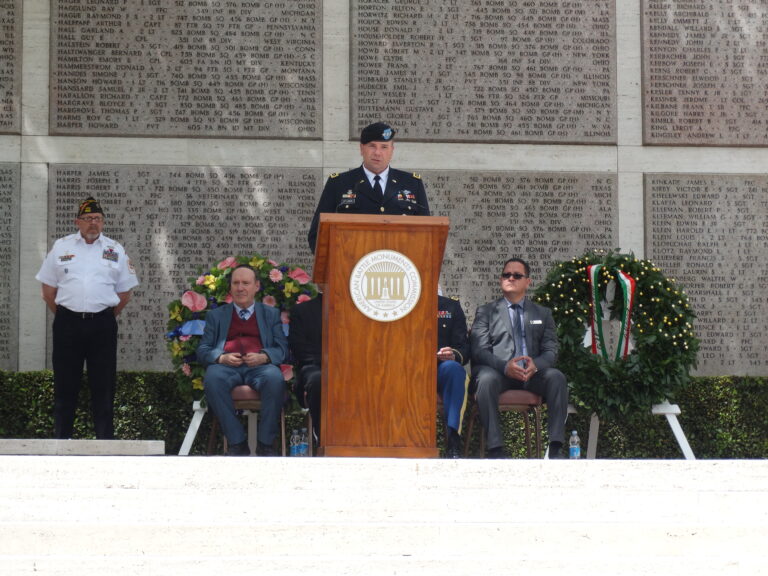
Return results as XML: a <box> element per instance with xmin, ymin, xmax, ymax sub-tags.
<box><xmin>1</xmin><ymin>372</ymin><xmax>766</xmax><ymax>458</ymax></box>
<box><xmin>533</xmin><ymin>249</ymin><xmax>700</xmax><ymax>418</ymax></box>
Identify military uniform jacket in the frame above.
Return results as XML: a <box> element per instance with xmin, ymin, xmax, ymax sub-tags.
<box><xmin>308</xmin><ymin>166</ymin><xmax>430</xmax><ymax>251</ymax></box>
<box><xmin>437</xmin><ymin>295</ymin><xmax>470</xmax><ymax>366</ymax></box>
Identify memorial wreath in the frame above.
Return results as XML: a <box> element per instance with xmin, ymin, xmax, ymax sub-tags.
<box><xmin>532</xmin><ymin>249</ymin><xmax>699</xmax><ymax>418</ymax></box>
<box><xmin>165</xmin><ymin>254</ymin><xmax>319</xmax><ymax>399</ymax></box>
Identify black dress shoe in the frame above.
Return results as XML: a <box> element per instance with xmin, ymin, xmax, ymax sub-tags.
<box><xmin>226</xmin><ymin>441</ymin><xmax>250</xmax><ymax>456</ymax></box>
<box><xmin>444</xmin><ymin>429</ymin><xmax>462</xmax><ymax>459</ymax></box>
<box><xmin>548</xmin><ymin>446</ymin><xmax>565</xmax><ymax>459</ymax></box>
<box><xmin>256</xmin><ymin>442</ymin><xmax>278</xmax><ymax>457</ymax></box>
<box><xmin>486</xmin><ymin>446</ymin><xmax>507</xmax><ymax>459</ymax></box>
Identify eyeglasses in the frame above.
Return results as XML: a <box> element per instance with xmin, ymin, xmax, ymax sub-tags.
<box><xmin>78</xmin><ymin>216</ymin><xmax>104</xmax><ymax>223</ymax></box>
<box><xmin>501</xmin><ymin>272</ymin><xmax>528</xmax><ymax>280</ymax></box>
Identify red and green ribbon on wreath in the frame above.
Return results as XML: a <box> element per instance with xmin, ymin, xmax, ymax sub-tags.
<box><xmin>587</xmin><ymin>264</ymin><xmax>637</xmax><ymax>361</ymax></box>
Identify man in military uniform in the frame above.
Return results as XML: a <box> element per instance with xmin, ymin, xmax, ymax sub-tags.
<box><xmin>307</xmin><ymin>122</ymin><xmax>430</xmax><ymax>252</ymax></box>
<box><xmin>437</xmin><ymin>294</ymin><xmax>470</xmax><ymax>459</ymax></box>
<box><xmin>36</xmin><ymin>197</ymin><xmax>139</xmax><ymax>439</ymax></box>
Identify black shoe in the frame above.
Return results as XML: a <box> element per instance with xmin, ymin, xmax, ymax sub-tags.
<box><xmin>257</xmin><ymin>441</ymin><xmax>278</xmax><ymax>457</ymax></box>
<box><xmin>486</xmin><ymin>446</ymin><xmax>507</xmax><ymax>459</ymax></box>
<box><xmin>445</xmin><ymin>429</ymin><xmax>462</xmax><ymax>459</ymax></box>
<box><xmin>548</xmin><ymin>443</ymin><xmax>565</xmax><ymax>459</ymax></box>
<box><xmin>226</xmin><ymin>441</ymin><xmax>250</xmax><ymax>456</ymax></box>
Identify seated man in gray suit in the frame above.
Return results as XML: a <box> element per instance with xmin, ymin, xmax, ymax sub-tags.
<box><xmin>197</xmin><ymin>264</ymin><xmax>289</xmax><ymax>456</ymax></box>
<box><xmin>470</xmin><ymin>257</ymin><xmax>568</xmax><ymax>459</ymax></box>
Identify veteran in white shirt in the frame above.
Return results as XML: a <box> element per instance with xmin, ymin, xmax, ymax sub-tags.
<box><xmin>36</xmin><ymin>197</ymin><xmax>139</xmax><ymax>439</ymax></box>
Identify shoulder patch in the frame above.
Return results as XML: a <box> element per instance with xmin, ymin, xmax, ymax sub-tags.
<box><xmin>329</xmin><ymin>172</ymin><xmax>339</xmax><ymax>178</ymax></box>
<box><xmin>412</xmin><ymin>173</ymin><xmax>421</xmax><ymax>179</ymax></box>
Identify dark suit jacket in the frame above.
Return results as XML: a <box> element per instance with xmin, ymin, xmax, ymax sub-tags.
<box><xmin>196</xmin><ymin>302</ymin><xmax>288</xmax><ymax>368</ymax></box>
<box><xmin>437</xmin><ymin>295</ymin><xmax>469</xmax><ymax>365</ymax></box>
<box><xmin>307</xmin><ymin>165</ymin><xmax>430</xmax><ymax>251</ymax></box>
<box><xmin>470</xmin><ymin>297</ymin><xmax>559</xmax><ymax>375</ymax></box>
<box><xmin>288</xmin><ymin>294</ymin><xmax>322</xmax><ymax>369</ymax></box>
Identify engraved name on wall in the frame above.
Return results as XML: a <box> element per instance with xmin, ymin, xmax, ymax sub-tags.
<box><xmin>646</xmin><ymin>174</ymin><xmax>768</xmax><ymax>376</ymax></box>
<box><xmin>352</xmin><ymin>0</ymin><xmax>616</xmax><ymax>144</ymax></box>
<box><xmin>48</xmin><ymin>164</ymin><xmax>321</xmax><ymax>370</ymax></box>
<box><xmin>0</xmin><ymin>0</ymin><xmax>21</xmax><ymax>134</ymax></box>
<box><xmin>643</xmin><ymin>1</ymin><xmax>768</xmax><ymax>145</ymax></box>
<box><xmin>0</xmin><ymin>163</ymin><xmax>20</xmax><ymax>369</ymax></box>
<box><xmin>51</xmin><ymin>0</ymin><xmax>321</xmax><ymax>138</ymax></box>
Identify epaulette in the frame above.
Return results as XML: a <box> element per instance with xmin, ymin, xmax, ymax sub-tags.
<box><xmin>413</xmin><ymin>173</ymin><xmax>422</xmax><ymax>179</ymax></box>
<box><xmin>329</xmin><ymin>172</ymin><xmax>339</xmax><ymax>178</ymax></box>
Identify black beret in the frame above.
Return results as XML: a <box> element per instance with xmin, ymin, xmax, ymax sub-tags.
<box><xmin>360</xmin><ymin>122</ymin><xmax>396</xmax><ymax>144</ymax></box>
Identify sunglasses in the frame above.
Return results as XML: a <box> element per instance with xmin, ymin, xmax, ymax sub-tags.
<box><xmin>501</xmin><ymin>272</ymin><xmax>528</xmax><ymax>280</ymax></box>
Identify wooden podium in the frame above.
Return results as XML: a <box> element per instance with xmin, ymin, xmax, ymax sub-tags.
<box><xmin>312</xmin><ymin>214</ymin><xmax>450</xmax><ymax>457</ymax></box>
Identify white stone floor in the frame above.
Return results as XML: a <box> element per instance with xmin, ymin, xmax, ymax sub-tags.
<box><xmin>0</xmin><ymin>456</ymin><xmax>766</xmax><ymax>575</ymax></box>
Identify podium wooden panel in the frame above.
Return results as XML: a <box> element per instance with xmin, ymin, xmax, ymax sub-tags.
<box><xmin>312</xmin><ymin>214</ymin><xmax>449</xmax><ymax>457</ymax></box>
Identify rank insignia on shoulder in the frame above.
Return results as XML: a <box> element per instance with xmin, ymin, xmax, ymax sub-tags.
<box><xmin>413</xmin><ymin>173</ymin><xmax>421</xmax><ymax>179</ymax></box>
<box><xmin>330</xmin><ymin>172</ymin><xmax>339</xmax><ymax>178</ymax></box>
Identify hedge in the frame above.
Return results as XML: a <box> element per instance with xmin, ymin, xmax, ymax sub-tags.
<box><xmin>1</xmin><ymin>371</ymin><xmax>766</xmax><ymax>458</ymax></box>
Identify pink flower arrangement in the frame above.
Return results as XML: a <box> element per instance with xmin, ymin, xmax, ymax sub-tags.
<box><xmin>181</xmin><ymin>363</ymin><xmax>192</xmax><ymax>377</ymax></box>
<box><xmin>217</xmin><ymin>256</ymin><xmax>238</xmax><ymax>270</ymax></box>
<box><xmin>288</xmin><ymin>267</ymin><xmax>311</xmax><ymax>284</ymax></box>
<box><xmin>297</xmin><ymin>294</ymin><xmax>312</xmax><ymax>304</ymax></box>
<box><xmin>181</xmin><ymin>290</ymin><xmax>207</xmax><ymax>312</ymax></box>
<box><xmin>262</xmin><ymin>294</ymin><xmax>277</xmax><ymax>307</ymax></box>
<box><xmin>269</xmin><ymin>268</ymin><xmax>283</xmax><ymax>282</ymax></box>
<box><xmin>280</xmin><ymin>364</ymin><xmax>294</xmax><ymax>381</ymax></box>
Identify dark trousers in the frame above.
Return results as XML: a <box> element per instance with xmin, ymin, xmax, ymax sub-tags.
<box><xmin>473</xmin><ymin>364</ymin><xmax>568</xmax><ymax>450</ymax></box>
<box><xmin>295</xmin><ymin>364</ymin><xmax>321</xmax><ymax>440</ymax></box>
<box><xmin>52</xmin><ymin>307</ymin><xmax>118</xmax><ymax>439</ymax></box>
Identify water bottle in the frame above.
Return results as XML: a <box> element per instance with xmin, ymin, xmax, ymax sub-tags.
<box><xmin>569</xmin><ymin>430</ymin><xmax>581</xmax><ymax>459</ymax></box>
<box><xmin>290</xmin><ymin>429</ymin><xmax>300</xmax><ymax>457</ymax></box>
<box><xmin>299</xmin><ymin>427</ymin><xmax>309</xmax><ymax>457</ymax></box>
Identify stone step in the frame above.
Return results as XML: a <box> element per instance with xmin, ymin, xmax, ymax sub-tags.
<box><xmin>0</xmin><ymin>439</ymin><xmax>165</xmax><ymax>456</ymax></box>
<box><xmin>0</xmin><ymin>457</ymin><xmax>766</xmax><ymax>575</ymax></box>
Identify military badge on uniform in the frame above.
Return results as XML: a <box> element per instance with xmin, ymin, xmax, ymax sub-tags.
<box><xmin>102</xmin><ymin>247</ymin><xmax>119</xmax><ymax>262</ymax></box>
<box><xmin>58</xmin><ymin>253</ymin><xmax>75</xmax><ymax>263</ymax></box>
<box><xmin>438</xmin><ymin>310</ymin><xmax>452</xmax><ymax>319</ymax></box>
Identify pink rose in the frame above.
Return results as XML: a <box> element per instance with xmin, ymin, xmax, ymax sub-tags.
<box><xmin>268</xmin><ymin>259</ymin><xmax>279</xmax><ymax>266</ymax></box>
<box><xmin>263</xmin><ymin>295</ymin><xmax>277</xmax><ymax>307</ymax></box>
<box><xmin>269</xmin><ymin>268</ymin><xmax>283</xmax><ymax>282</ymax></box>
<box><xmin>280</xmin><ymin>364</ymin><xmax>294</xmax><ymax>382</ymax></box>
<box><xmin>195</xmin><ymin>275</ymin><xmax>206</xmax><ymax>285</ymax></box>
<box><xmin>181</xmin><ymin>363</ymin><xmax>192</xmax><ymax>376</ymax></box>
<box><xmin>217</xmin><ymin>256</ymin><xmax>237</xmax><ymax>270</ymax></box>
<box><xmin>181</xmin><ymin>290</ymin><xmax>207</xmax><ymax>312</ymax></box>
<box><xmin>179</xmin><ymin>335</ymin><xmax>191</xmax><ymax>342</ymax></box>
<box><xmin>288</xmin><ymin>267</ymin><xmax>311</xmax><ymax>285</ymax></box>
<box><xmin>297</xmin><ymin>294</ymin><xmax>312</xmax><ymax>304</ymax></box>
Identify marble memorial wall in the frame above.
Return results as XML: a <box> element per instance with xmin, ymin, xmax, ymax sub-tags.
<box><xmin>50</xmin><ymin>0</ymin><xmax>322</xmax><ymax>138</ymax></box>
<box><xmin>48</xmin><ymin>164</ymin><xmax>322</xmax><ymax>370</ymax></box>
<box><xmin>0</xmin><ymin>0</ymin><xmax>22</xmax><ymax>134</ymax></box>
<box><xmin>430</xmin><ymin>171</ymin><xmax>617</xmax><ymax>314</ymax></box>
<box><xmin>46</xmin><ymin>165</ymin><xmax>616</xmax><ymax>369</ymax></box>
<box><xmin>643</xmin><ymin>0</ymin><xmax>768</xmax><ymax>145</ymax></box>
<box><xmin>0</xmin><ymin>164</ymin><xmax>20</xmax><ymax>370</ymax></box>
<box><xmin>351</xmin><ymin>0</ymin><xmax>617</xmax><ymax>144</ymax></box>
<box><xmin>645</xmin><ymin>174</ymin><xmax>768</xmax><ymax>376</ymax></box>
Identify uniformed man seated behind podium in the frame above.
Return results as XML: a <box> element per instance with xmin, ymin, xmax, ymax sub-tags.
<box><xmin>307</xmin><ymin>121</ymin><xmax>431</xmax><ymax>252</ymax></box>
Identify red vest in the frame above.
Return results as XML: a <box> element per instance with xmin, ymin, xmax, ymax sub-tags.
<box><xmin>223</xmin><ymin>309</ymin><xmax>263</xmax><ymax>355</ymax></box>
